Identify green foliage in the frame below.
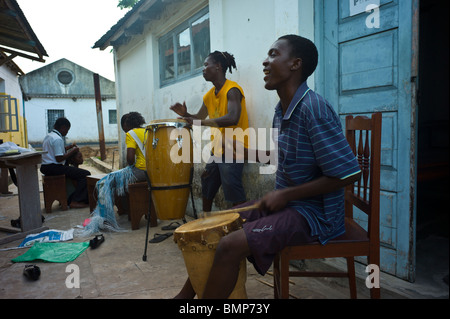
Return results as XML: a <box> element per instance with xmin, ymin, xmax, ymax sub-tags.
<box><xmin>117</xmin><ymin>0</ymin><xmax>139</xmax><ymax>10</ymax></box>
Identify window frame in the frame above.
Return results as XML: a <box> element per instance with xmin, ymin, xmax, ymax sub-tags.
<box><xmin>0</xmin><ymin>95</ymin><xmax>19</xmax><ymax>133</ymax></box>
<box><xmin>108</xmin><ymin>109</ymin><xmax>117</xmax><ymax>124</ymax></box>
<box><xmin>159</xmin><ymin>7</ymin><xmax>210</xmax><ymax>87</ymax></box>
<box><xmin>46</xmin><ymin>109</ymin><xmax>65</xmax><ymax>133</ymax></box>
<box><xmin>56</xmin><ymin>68</ymin><xmax>75</xmax><ymax>86</ymax></box>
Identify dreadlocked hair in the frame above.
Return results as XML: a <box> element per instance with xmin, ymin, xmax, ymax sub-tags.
<box><xmin>209</xmin><ymin>51</ymin><xmax>237</xmax><ymax>74</ymax></box>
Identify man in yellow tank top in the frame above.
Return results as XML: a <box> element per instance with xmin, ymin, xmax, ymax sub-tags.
<box><xmin>170</xmin><ymin>51</ymin><xmax>249</xmax><ymax>212</ymax></box>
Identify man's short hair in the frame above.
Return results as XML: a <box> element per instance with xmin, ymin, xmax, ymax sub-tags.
<box><xmin>278</xmin><ymin>34</ymin><xmax>318</xmax><ymax>81</ymax></box>
<box><xmin>54</xmin><ymin>117</ymin><xmax>71</xmax><ymax>130</ymax></box>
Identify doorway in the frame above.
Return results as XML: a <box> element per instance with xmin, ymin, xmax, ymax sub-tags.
<box><xmin>416</xmin><ymin>0</ymin><xmax>449</xmax><ymax>286</ymax></box>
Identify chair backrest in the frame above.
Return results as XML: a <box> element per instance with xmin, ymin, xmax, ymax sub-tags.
<box><xmin>344</xmin><ymin>113</ymin><xmax>382</xmax><ymax>244</ymax></box>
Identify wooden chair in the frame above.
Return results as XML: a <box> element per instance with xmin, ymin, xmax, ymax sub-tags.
<box><xmin>273</xmin><ymin>113</ymin><xmax>382</xmax><ymax>299</ymax></box>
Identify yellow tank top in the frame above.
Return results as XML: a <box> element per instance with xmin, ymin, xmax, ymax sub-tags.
<box><xmin>203</xmin><ymin>80</ymin><xmax>249</xmax><ymax>157</ymax></box>
<box><xmin>126</xmin><ymin>127</ymin><xmax>146</xmax><ymax>170</ymax></box>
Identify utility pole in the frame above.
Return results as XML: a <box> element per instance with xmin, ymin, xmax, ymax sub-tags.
<box><xmin>93</xmin><ymin>73</ymin><xmax>106</xmax><ymax>161</ymax></box>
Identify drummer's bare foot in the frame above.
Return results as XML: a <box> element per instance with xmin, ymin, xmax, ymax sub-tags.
<box><xmin>173</xmin><ymin>278</ymin><xmax>196</xmax><ymax>299</ymax></box>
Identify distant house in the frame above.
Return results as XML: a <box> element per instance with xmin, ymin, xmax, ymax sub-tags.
<box><xmin>19</xmin><ymin>58</ymin><xmax>118</xmax><ymax>147</ymax></box>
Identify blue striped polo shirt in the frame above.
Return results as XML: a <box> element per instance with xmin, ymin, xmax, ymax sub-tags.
<box><xmin>273</xmin><ymin>82</ymin><xmax>361</xmax><ymax>244</ymax></box>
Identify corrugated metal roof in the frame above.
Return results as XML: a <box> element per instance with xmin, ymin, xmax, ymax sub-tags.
<box><xmin>93</xmin><ymin>0</ymin><xmax>146</xmax><ymax>50</ymax></box>
<box><xmin>93</xmin><ymin>0</ymin><xmax>174</xmax><ymax>51</ymax></box>
<box><xmin>0</xmin><ymin>0</ymin><xmax>48</xmax><ymax>70</ymax></box>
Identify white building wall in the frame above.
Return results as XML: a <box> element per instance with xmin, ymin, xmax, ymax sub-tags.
<box><xmin>0</xmin><ymin>65</ymin><xmax>22</xmax><ymax>101</ymax></box>
<box><xmin>115</xmin><ymin>0</ymin><xmax>315</xmax><ymax>141</ymax></box>
<box><xmin>25</xmin><ymin>97</ymin><xmax>118</xmax><ymax>145</ymax></box>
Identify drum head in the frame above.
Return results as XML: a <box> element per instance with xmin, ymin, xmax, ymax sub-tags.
<box><xmin>174</xmin><ymin>213</ymin><xmax>243</xmax><ymax>244</ymax></box>
<box><xmin>176</xmin><ymin>213</ymin><xmax>241</xmax><ymax>232</ymax></box>
<box><xmin>146</xmin><ymin>119</ymin><xmax>190</xmax><ymax>129</ymax></box>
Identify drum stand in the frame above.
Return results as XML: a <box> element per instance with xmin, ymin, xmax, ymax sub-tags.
<box><xmin>143</xmin><ymin>167</ymin><xmax>197</xmax><ymax>261</ymax></box>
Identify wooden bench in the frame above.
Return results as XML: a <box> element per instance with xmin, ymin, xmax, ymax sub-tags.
<box><xmin>42</xmin><ymin>174</ymin><xmax>68</xmax><ymax>213</ymax></box>
<box><xmin>87</xmin><ymin>174</ymin><xmax>157</xmax><ymax>230</ymax></box>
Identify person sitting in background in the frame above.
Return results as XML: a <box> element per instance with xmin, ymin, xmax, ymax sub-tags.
<box><xmin>121</xmin><ymin>112</ymin><xmax>148</xmax><ymax>182</ymax></box>
<box><xmin>40</xmin><ymin>117</ymin><xmax>91</xmax><ymax>209</ymax></box>
<box><xmin>77</xmin><ymin>112</ymin><xmax>148</xmax><ymax>236</ymax></box>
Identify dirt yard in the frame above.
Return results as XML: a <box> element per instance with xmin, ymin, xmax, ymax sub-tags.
<box><xmin>79</xmin><ymin>145</ymin><xmax>120</xmax><ymax>170</ymax></box>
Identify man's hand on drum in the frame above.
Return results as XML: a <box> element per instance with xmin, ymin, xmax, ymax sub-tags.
<box><xmin>170</xmin><ymin>102</ymin><xmax>188</xmax><ymax>117</ymax></box>
<box><xmin>182</xmin><ymin>117</ymin><xmax>196</xmax><ymax>126</ymax></box>
<box><xmin>65</xmin><ymin>142</ymin><xmax>78</xmax><ymax>151</ymax></box>
<box><xmin>257</xmin><ymin>189</ymin><xmax>289</xmax><ymax>213</ymax></box>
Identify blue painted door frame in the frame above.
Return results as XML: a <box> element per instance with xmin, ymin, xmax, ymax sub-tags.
<box><xmin>314</xmin><ymin>0</ymin><xmax>419</xmax><ymax>281</ymax></box>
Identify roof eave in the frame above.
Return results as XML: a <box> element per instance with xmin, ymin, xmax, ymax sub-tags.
<box><xmin>93</xmin><ymin>0</ymin><xmax>165</xmax><ymax>51</ymax></box>
<box><xmin>2</xmin><ymin>0</ymin><xmax>48</xmax><ymax>59</ymax></box>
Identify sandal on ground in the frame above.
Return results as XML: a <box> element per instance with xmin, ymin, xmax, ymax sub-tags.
<box><xmin>161</xmin><ymin>221</ymin><xmax>181</xmax><ymax>231</ymax></box>
<box><xmin>149</xmin><ymin>232</ymin><xmax>173</xmax><ymax>243</ymax></box>
<box><xmin>23</xmin><ymin>264</ymin><xmax>41</xmax><ymax>281</ymax></box>
<box><xmin>89</xmin><ymin>234</ymin><xmax>105</xmax><ymax>249</ymax></box>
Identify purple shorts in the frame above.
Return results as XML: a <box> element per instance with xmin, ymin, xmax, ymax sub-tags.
<box><xmin>238</xmin><ymin>200</ymin><xmax>319</xmax><ymax>275</ymax></box>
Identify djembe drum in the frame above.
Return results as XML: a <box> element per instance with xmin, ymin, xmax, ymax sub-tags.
<box><xmin>173</xmin><ymin>213</ymin><xmax>247</xmax><ymax>299</ymax></box>
<box><xmin>145</xmin><ymin>119</ymin><xmax>193</xmax><ymax>220</ymax></box>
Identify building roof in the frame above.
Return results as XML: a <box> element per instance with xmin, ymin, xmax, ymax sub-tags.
<box><xmin>0</xmin><ymin>0</ymin><xmax>48</xmax><ymax>74</ymax></box>
<box><xmin>93</xmin><ymin>0</ymin><xmax>176</xmax><ymax>50</ymax></box>
<box><xmin>19</xmin><ymin>58</ymin><xmax>116</xmax><ymax>100</ymax></box>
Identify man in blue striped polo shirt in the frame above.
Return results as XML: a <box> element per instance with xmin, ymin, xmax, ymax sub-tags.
<box><xmin>272</xmin><ymin>77</ymin><xmax>361</xmax><ymax>245</ymax></box>
<box><xmin>174</xmin><ymin>35</ymin><xmax>361</xmax><ymax>299</ymax></box>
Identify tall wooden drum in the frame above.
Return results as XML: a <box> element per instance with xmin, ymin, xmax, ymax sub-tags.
<box><xmin>145</xmin><ymin>119</ymin><xmax>193</xmax><ymax>220</ymax></box>
<box><xmin>173</xmin><ymin>213</ymin><xmax>247</xmax><ymax>299</ymax></box>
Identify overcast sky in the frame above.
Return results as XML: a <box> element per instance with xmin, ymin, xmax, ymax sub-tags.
<box><xmin>15</xmin><ymin>0</ymin><xmax>129</xmax><ymax>81</ymax></box>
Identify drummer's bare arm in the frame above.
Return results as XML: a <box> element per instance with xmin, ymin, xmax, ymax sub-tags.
<box><xmin>193</xmin><ymin>104</ymin><xmax>209</xmax><ymax>120</ymax></box>
<box><xmin>126</xmin><ymin>148</ymin><xmax>136</xmax><ymax>166</ymax></box>
<box><xmin>201</xmin><ymin>88</ymin><xmax>242</xmax><ymax>128</ymax></box>
<box><xmin>258</xmin><ymin>173</ymin><xmax>361</xmax><ymax>212</ymax></box>
<box><xmin>170</xmin><ymin>102</ymin><xmax>208</xmax><ymax>120</ymax></box>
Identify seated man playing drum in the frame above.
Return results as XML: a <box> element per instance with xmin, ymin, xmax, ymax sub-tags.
<box><xmin>40</xmin><ymin>117</ymin><xmax>91</xmax><ymax>209</ymax></box>
<box><xmin>174</xmin><ymin>35</ymin><xmax>361</xmax><ymax>299</ymax></box>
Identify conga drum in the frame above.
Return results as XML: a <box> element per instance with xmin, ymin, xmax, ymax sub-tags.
<box><xmin>145</xmin><ymin>119</ymin><xmax>193</xmax><ymax>220</ymax></box>
<box><xmin>173</xmin><ymin>213</ymin><xmax>247</xmax><ymax>299</ymax></box>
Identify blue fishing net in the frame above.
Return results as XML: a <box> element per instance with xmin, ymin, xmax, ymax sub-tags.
<box><xmin>76</xmin><ymin>166</ymin><xmax>137</xmax><ymax>237</ymax></box>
